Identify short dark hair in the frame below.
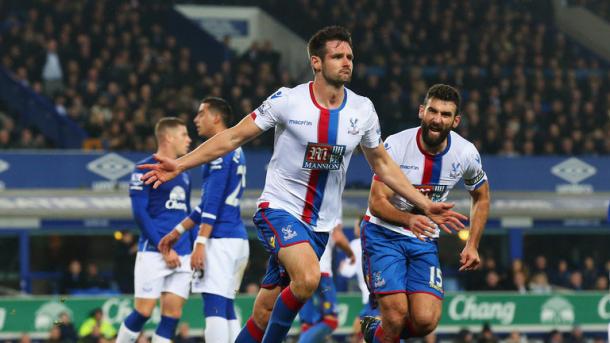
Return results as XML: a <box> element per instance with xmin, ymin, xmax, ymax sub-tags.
<box><xmin>424</xmin><ymin>84</ymin><xmax>462</xmax><ymax>115</ymax></box>
<box><xmin>154</xmin><ymin>117</ymin><xmax>186</xmax><ymax>140</ymax></box>
<box><xmin>202</xmin><ymin>97</ymin><xmax>233</xmax><ymax>125</ymax></box>
<box><xmin>307</xmin><ymin>26</ymin><xmax>352</xmax><ymax>59</ymax></box>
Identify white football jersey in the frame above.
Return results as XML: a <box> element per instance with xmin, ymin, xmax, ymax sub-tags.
<box><xmin>252</xmin><ymin>82</ymin><xmax>381</xmax><ymax>232</ymax></box>
<box><xmin>365</xmin><ymin>127</ymin><xmax>487</xmax><ymax>238</ymax></box>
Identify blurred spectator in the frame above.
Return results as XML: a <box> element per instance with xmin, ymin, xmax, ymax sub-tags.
<box><xmin>20</xmin><ymin>333</ymin><xmax>31</xmax><ymax>343</ymax></box>
<box><xmin>509</xmin><ymin>271</ymin><xmax>529</xmax><ymax>294</ymax></box>
<box><xmin>505</xmin><ymin>259</ymin><xmax>528</xmax><ymax>290</ymax></box>
<box><xmin>84</xmin><ymin>262</ymin><xmax>109</xmax><ymax>289</ymax></box>
<box><xmin>550</xmin><ymin>259</ymin><xmax>571</xmax><ymax>289</ymax></box>
<box><xmin>483</xmin><ymin>271</ymin><xmax>502</xmax><ymax>291</ymax></box>
<box><xmin>581</xmin><ymin>256</ymin><xmax>599</xmax><ymax>289</ymax></box>
<box><xmin>478</xmin><ymin>323</ymin><xmax>498</xmax><ymax>343</ymax></box>
<box><xmin>1</xmin><ymin>0</ymin><xmax>609</xmax><ymax>153</ymax></box>
<box><xmin>47</xmin><ymin>325</ymin><xmax>62</xmax><ymax>343</ymax></box>
<box><xmin>41</xmin><ymin>39</ymin><xmax>64</xmax><ymax>97</ymax></box>
<box><xmin>503</xmin><ymin>331</ymin><xmax>527</xmax><ymax>343</ymax></box>
<box><xmin>567</xmin><ymin>325</ymin><xmax>585</xmax><ymax>343</ymax></box>
<box><xmin>455</xmin><ymin>328</ymin><xmax>474</xmax><ymax>343</ymax></box>
<box><xmin>529</xmin><ymin>272</ymin><xmax>552</xmax><ymax>294</ymax></box>
<box><xmin>174</xmin><ymin>323</ymin><xmax>197</xmax><ymax>343</ymax></box>
<box><xmin>532</xmin><ymin>255</ymin><xmax>549</xmax><ymax>276</ymax></box>
<box><xmin>58</xmin><ymin>311</ymin><xmax>78</xmax><ymax>343</ymax></box>
<box><xmin>547</xmin><ymin>330</ymin><xmax>564</xmax><ymax>343</ymax></box>
<box><xmin>78</xmin><ymin>308</ymin><xmax>116</xmax><ymax>342</ymax></box>
<box><xmin>60</xmin><ymin>259</ymin><xmax>85</xmax><ymax>294</ymax></box>
<box><xmin>594</xmin><ymin>275</ymin><xmax>609</xmax><ymax>291</ymax></box>
<box><xmin>113</xmin><ymin>231</ymin><xmax>137</xmax><ymax>294</ymax></box>
<box><xmin>568</xmin><ymin>271</ymin><xmax>584</xmax><ymax>290</ymax></box>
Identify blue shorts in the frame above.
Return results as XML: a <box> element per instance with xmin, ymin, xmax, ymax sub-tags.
<box><xmin>361</xmin><ymin>221</ymin><xmax>444</xmax><ymax>299</ymax></box>
<box><xmin>253</xmin><ymin>208</ymin><xmax>329</xmax><ymax>289</ymax></box>
<box><xmin>299</xmin><ymin>274</ymin><xmax>337</xmax><ymax>324</ymax></box>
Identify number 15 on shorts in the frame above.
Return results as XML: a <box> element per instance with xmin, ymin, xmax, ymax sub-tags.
<box><xmin>429</xmin><ymin>266</ymin><xmax>443</xmax><ymax>291</ymax></box>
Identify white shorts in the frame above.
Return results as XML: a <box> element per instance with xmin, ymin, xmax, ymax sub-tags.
<box><xmin>191</xmin><ymin>238</ymin><xmax>249</xmax><ymax>299</ymax></box>
<box><xmin>134</xmin><ymin>251</ymin><xmax>192</xmax><ymax>299</ymax></box>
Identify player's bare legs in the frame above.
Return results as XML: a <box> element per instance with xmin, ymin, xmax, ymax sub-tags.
<box><xmin>407</xmin><ymin>293</ymin><xmax>441</xmax><ymax>336</ymax></box>
<box><xmin>280</xmin><ymin>243</ymin><xmax>321</xmax><ymax>300</ymax></box>
<box><xmin>160</xmin><ymin>292</ymin><xmax>185</xmax><ymax>319</ymax></box>
<box><xmin>363</xmin><ymin>293</ymin><xmax>441</xmax><ymax>343</ymax></box>
<box><xmin>133</xmin><ymin>298</ymin><xmax>157</xmax><ymax>317</ymax></box>
<box><xmin>250</xmin><ymin>286</ymin><xmax>282</xmax><ymax>330</ymax></box>
<box><xmin>376</xmin><ymin>293</ymin><xmax>409</xmax><ymax>342</ymax></box>
<box><xmin>258</xmin><ymin>243</ymin><xmax>320</xmax><ymax>342</ymax></box>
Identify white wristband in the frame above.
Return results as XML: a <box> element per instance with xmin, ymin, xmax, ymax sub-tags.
<box><xmin>174</xmin><ymin>224</ymin><xmax>186</xmax><ymax>235</ymax></box>
<box><xmin>195</xmin><ymin>236</ymin><xmax>208</xmax><ymax>246</ymax></box>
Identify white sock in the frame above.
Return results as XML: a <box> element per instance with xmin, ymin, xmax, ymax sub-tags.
<box><xmin>116</xmin><ymin>323</ymin><xmax>140</xmax><ymax>343</ymax></box>
<box><xmin>228</xmin><ymin>319</ymin><xmax>241</xmax><ymax>342</ymax></box>
<box><xmin>205</xmin><ymin>316</ymin><xmax>230</xmax><ymax>343</ymax></box>
<box><xmin>151</xmin><ymin>333</ymin><xmax>172</xmax><ymax>343</ymax></box>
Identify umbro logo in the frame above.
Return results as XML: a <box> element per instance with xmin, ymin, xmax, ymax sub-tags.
<box><xmin>0</xmin><ymin>159</ymin><xmax>9</xmax><ymax>174</ymax></box>
<box><xmin>87</xmin><ymin>153</ymin><xmax>134</xmax><ymax>181</ymax></box>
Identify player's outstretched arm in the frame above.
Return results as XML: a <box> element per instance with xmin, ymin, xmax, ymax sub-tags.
<box><xmin>362</xmin><ymin>144</ymin><xmax>468</xmax><ymax>231</ymax></box>
<box><xmin>368</xmin><ymin>178</ymin><xmax>438</xmax><ymax>240</ymax></box>
<box><xmin>459</xmin><ymin>181</ymin><xmax>490</xmax><ymax>271</ymax></box>
<box><xmin>140</xmin><ymin>115</ymin><xmax>263</xmax><ymax>188</ymax></box>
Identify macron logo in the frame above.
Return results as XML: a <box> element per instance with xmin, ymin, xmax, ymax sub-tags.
<box><xmin>288</xmin><ymin>119</ymin><xmax>313</xmax><ymax>126</ymax></box>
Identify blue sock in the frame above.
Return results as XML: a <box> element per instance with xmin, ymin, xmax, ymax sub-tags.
<box><xmin>262</xmin><ymin>286</ymin><xmax>304</xmax><ymax>343</ymax></box>
<box><xmin>124</xmin><ymin>310</ymin><xmax>149</xmax><ymax>332</ymax></box>
<box><xmin>235</xmin><ymin>317</ymin><xmax>264</xmax><ymax>343</ymax></box>
<box><xmin>155</xmin><ymin>315</ymin><xmax>179</xmax><ymax>339</ymax></box>
<box><xmin>298</xmin><ymin>317</ymin><xmax>337</xmax><ymax>343</ymax></box>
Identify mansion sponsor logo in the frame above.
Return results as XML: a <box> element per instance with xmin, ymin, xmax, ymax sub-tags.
<box><xmin>448</xmin><ymin>295</ymin><xmax>516</xmax><ymax>325</ymax></box>
<box><xmin>551</xmin><ymin>158</ymin><xmax>596</xmax><ymax>193</ymax></box>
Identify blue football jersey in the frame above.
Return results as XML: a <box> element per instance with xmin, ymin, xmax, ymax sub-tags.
<box><xmin>130</xmin><ymin>155</ymin><xmax>194</xmax><ymax>255</ymax></box>
<box><xmin>188</xmin><ymin>147</ymin><xmax>247</xmax><ymax>239</ymax></box>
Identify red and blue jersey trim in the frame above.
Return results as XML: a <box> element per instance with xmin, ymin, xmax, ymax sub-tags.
<box><xmin>417</xmin><ymin>128</ymin><xmax>451</xmax><ymax>185</ymax></box>
<box><xmin>301</xmin><ymin>82</ymin><xmax>347</xmax><ymax>226</ymax></box>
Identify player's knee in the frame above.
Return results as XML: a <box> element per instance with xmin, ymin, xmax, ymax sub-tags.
<box><xmin>292</xmin><ymin>272</ymin><xmax>320</xmax><ymax>298</ymax></box>
<box><xmin>381</xmin><ymin>308</ymin><xmax>407</xmax><ymax>332</ymax></box>
<box><xmin>411</xmin><ymin>311</ymin><xmax>440</xmax><ymax>336</ymax></box>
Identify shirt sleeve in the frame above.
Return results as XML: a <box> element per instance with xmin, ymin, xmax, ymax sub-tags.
<box><xmin>360</xmin><ymin>99</ymin><xmax>382</xmax><ymax>148</ymax></box>
<box><xmin>462</xmin><ymin>143</ymin><xmax>488</xmax><ymax>191</ymax></box>
<box><xmin>129</xmin><ymin>169</ymin><xmax>163</xmax><ymax>246</ymax></box>
<box><xmin>250</xmin><ymin>88</ymin><xmax>289</xmax><ymax>131</ymax></box>
<box><xmin>199</xmin><ymin>155</ymin><xmax>233</xmax><ymax>226</ymax></box>
<box><xmin>372</xmin><ymin>135</ymin><xmax>398</xmax><ymax>183</ymax></box>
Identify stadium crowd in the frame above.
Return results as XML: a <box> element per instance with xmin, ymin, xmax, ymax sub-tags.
<box><xmin>1</xmin><ymin>0</ymin><xmax>610</xmax><ymax>154</ymax></box>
